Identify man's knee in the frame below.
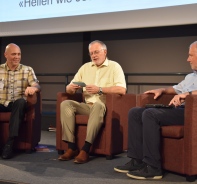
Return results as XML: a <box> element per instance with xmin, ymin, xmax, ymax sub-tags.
<box><xmin>92</xmin><ymin>102</ymin><xmax>106</xmax><ymax>114</ymax></box>
<box><xmin>142</xmin><ymin>108</ymin><xmax>159</xmax><ymax>123</ymax></box>
<box><xmin>16</xmin><ymin>98</ymin><xmax>26</xmax><ymax>103</ymax></box>
<box><xmin>14</xmin><ymin>98</ymin><xmax>26</xmax><ymax>108</ymax></box>
<box><xmin>60</xmin><ymin>100</ymin><xmax>77</xmax><ymax>118</ymax></box>
<box><xmin>60</xmin><ymin>100</ymin><xmax>72</xmax><ymax>109</ymax></box>
<box><xmin>128</xmin><ymin>107</ymin><xmax>143</xmax><ymax>117</ymax></box>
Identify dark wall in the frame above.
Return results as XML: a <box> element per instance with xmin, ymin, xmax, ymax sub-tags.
<box><xmin>1</xmin><ymin>24</ymin><xmax>197</xmax><ymax>101</ymax></box>
<box><xmin>1</xmin><ymin>24</ymin><xmax>197</xmax><ymax>72</ymax></box>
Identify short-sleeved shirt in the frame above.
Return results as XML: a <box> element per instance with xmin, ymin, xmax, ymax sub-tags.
<box><xmin>70</xmin><ymin>58</ymin><xmax>126</xmax><ymax>104</ymax></box>
<box><xmin>0</xmin><ymin>63</ymin><xmax>39</xmax><ymax>106</ymax></box>
<box><xmin>173</xmin><ymin>71</ymin><xmax>197</xmax><ymax>94</ymax></box>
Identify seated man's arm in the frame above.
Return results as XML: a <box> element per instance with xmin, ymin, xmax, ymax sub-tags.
<box><xmin>66</xmin><ymin>83</ymin><xmax>81</xmax><ymax>94</ymax></box>
<box><xmin>86</xmin><ymin>85</ymin><xmax>126</xmax><ymax>95</ymax></box>
<box><xmin>25</xmin><ymin>83</ymin><xmax>41</xmax><ymax>96</ymax></box>
<box><xmin>101</xmin><ymin>86</ymin><xmax>126</xmax><ymax>95</ymax></box>
<box><xmin>144</xmin><ymin>86</ymin><xmax>176</xmax><ymax>99</ymax></box>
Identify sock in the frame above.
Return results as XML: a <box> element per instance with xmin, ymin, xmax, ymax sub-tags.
<box><xmin>82</xmin><ymin>141</ymin><xmax>92</xmax><ymax>153</ymax></box>
<box><xmin>6</xmin><ymin>137</ymin><xmax>15</xmax><ymax>146</ymax></box>
<box><xmin>67</xmin><ymin>142</ymin><xmax>77</xmax><ymax>151</ymax></box>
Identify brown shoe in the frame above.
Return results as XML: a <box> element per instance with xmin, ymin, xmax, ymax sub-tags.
<box><xmin>58</xmin><ymin>149</ymin><xmax>79</xmax><ymax>161</ymax></box>
<box><xmin>74</xmin><ymin>150</ymin><xmax>89</xmax><ymax>164</ymax></box>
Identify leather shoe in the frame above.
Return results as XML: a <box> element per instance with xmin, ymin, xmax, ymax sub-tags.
<box><xmin>74</xmin><ymin>150</ymin><xmax>89</xmax><ymax>164</ymax></box>
<box><xmin>58</xmin><ymin>149</ymin><xmax>79</xmax><ymax>161</ymax></box>
<box><xmin>2</xmin><ymin>144</ymin><xmax>13</xmax><ymax>159</ymax></box>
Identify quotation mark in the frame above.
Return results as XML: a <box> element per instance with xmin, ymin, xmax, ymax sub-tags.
<box><xmin>19</xmin><ymin>1</ymin><xmax>23</xmax><ymax>7</ymax></box>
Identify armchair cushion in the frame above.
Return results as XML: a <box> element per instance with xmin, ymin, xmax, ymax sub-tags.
<box><xmin>161</xmin><ymin>125</ymin><xmax>184</xmax><ymax>138</ymax></box>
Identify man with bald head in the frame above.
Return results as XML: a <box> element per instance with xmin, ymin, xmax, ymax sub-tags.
<box><xmin>0</xmin><ymin>43</ymin><xmax>40</xmax><ymax>159</ymax></box>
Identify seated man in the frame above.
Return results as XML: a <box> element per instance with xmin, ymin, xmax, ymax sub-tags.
<box><xmin>114</xmin><ymin>40</ymin><xmax>197</xmax><ymax>180</ymax></box>
<box><xmin>58</xmin><ymin>40</ymin><xmax>126</xmax><ymax>164</ymax></box>
<box><xmin>1</xmin><ymin>43</ymin><xmax>40</xmax><ymax>159</ymax></box>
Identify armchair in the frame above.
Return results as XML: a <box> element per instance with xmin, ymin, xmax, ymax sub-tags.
<box><xmin>0</xmin><ymin>92</ymin><xmax>42</xmax><ymax>152</ymax></box>
<box><xmin>136</xmin><ymin>93</ymin><xmax>197</xmax><ymax>182</ymax></box>
<box><xmin>56</xmin><ymin>92</ymin><xmax>136</xmax><ymax>159</ymax></box>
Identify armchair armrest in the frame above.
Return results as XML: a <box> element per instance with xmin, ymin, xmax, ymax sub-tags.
<box><xmin>105</xmin><ymin>93</ymin><xmax>136</xmax><ymax>150</ymax></box>
<box><xmin>26</xmin><ymin>92</ymin><xmax>41</xmax><ymax>121</ymax></box>
<box><xmin>26</xmin><ymin>92</ymin><xmax>37</xmax><ymax>105</ymax></box>
<box><xmin>105</xmin><ymin>93</ymin><xmax>136</xmax><ymax>120</ymax></box>
<box><xmin>184</xmin><ymin>95</ymin><xmax>197</xmax><ymax>174</ymax></box>
<box><xmin>57</xmin><ymin>92</ymin><xmax>84</xmax><ymax>103</ymax></box>
<box><xmin>136</xmin><ymin>93</ymin><xmax>175</xmax><ymax>107</ymax></box>
<box><xmin>56</xmin><ymin>92</ymin><xmax>84</xmax><ymax>148</ymax></box>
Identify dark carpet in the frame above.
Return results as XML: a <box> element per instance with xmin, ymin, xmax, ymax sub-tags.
<box><xmin>0</xmin><ymin>131</ymin><xmax>195</xmax><ymax>184</ymax></box>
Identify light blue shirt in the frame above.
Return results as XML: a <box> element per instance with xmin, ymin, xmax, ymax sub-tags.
<box><xmin>173</xmin><ymin>71</ymin><xmax>197</xmax><ymax>94</ymax></box>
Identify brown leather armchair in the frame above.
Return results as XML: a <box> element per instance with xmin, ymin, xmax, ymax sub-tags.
<box><xmin>136</xmin><ymin>93</ymin><xmax>197</xmax><ymax>182</ymax></box>
<box><xmin>0</xmin><ymin>92</ymin><xmax>42</xmax><ymax>152</ymax></box>
<box><xmin>56</xmin><ymin>92</ymin><xmax>136</xmax><ymax>159</ymax></box>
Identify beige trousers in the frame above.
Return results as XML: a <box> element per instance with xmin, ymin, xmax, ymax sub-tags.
<box><xmin>60</xmin><ymin>100</ymin><xmax>106</xmax><ymax>144</ymax></box>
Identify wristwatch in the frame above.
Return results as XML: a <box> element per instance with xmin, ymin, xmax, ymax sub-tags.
<box><xmin>98</xmin><ymin>87</ymin><xmax>103</xmax><ymax>95</ymax></box>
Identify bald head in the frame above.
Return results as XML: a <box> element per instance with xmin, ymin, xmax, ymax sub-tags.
<box><xmin>4</xmin><ymin>43</ymin><xmax>21</xmax><ymax>70</ymax></box>
<box><xmin>5</xmin><ymin>43</ymin><xmax>20</xmax><ymax>53</ymax></box>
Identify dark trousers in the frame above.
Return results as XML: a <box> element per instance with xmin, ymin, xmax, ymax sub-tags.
<box><xmin>127</xmin><ymin>107</ymin><xmax>184</xmax><ymax>169</ymax></box>
<box><xmin>0</xmin><ymin>98</ymin><xmax>27</xmax><ymax>138</ymax></box>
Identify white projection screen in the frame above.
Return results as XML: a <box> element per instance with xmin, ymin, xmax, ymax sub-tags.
<box><xmin>0</xmin><ymin>0</ymin><xmax>197</xmax><ymax>36</ymax></box>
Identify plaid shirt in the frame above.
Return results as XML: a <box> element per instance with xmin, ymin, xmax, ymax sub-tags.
<box><xmin>0</xmin><ymin>63</ymin><xmax>39</xmax><ymax>107</ymax></box>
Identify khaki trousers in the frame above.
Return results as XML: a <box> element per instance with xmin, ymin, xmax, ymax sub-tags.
<box><xmin>60</xmin><ymin>100</ymin><xmax>106</xmax><ymax>144</ymax></box>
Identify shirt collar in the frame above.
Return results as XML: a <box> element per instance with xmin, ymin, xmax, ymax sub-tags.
<box><xmin>91</xmin><ymin>58</ymin><xmax>109</xmax><ymax>67</ymax></box>
<box><xmin>193</xmin><ymin>70</ymin><xmax>197</xmax><ymax>75</ymax></box>
<box><xmin>5</xmin><ymin>63</ymin><xmax>21</xmax><ymax>71</ymax></box>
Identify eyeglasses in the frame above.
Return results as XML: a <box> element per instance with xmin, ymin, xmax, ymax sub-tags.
<box><xmin>89</xmin><ymin>49</ymin><xmax>104</xmax><ymax>56</ymax></box>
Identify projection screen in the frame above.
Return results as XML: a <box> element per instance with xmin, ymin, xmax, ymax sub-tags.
<box><xmin>0</xmin><ymin>0</ymin><xmax>197</xmax><ymax>36</ymax></box>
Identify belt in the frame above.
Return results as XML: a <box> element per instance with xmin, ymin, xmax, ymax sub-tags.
<box><xmin>87</xmin><ymin>102</ymin><xmax>94</xmax><ymax>106</ymax></box>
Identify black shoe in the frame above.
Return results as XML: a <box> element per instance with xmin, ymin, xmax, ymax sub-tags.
<box><xmin>114</xmin><ymin>159</ymin><xmax>145</xmax><ymax>173</ymax></box>
<box><xmin>2</xmin><ymin>144</ymin><xmax>13</xmax><ymax>159</ymax></box>
<box><xmin>127</xmin><ymin>163</ymin><xmax>163</xmax><ymax>180</ymax></box>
